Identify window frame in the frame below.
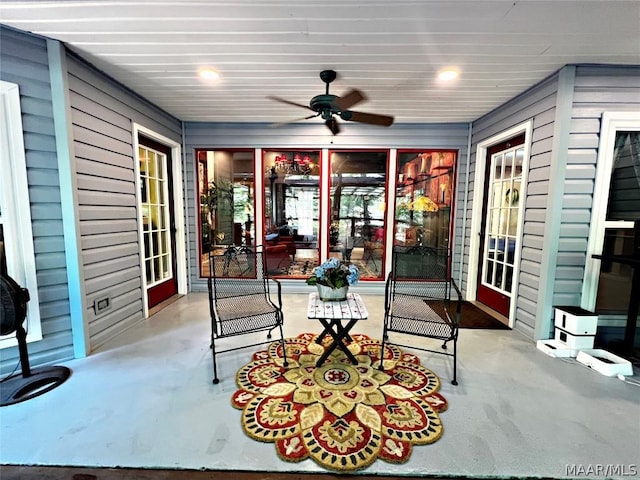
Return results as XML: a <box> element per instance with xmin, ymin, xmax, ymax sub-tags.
<box><xmin>0</xmin><ymin>80</ymin><xmax>42</xmax><ymax>348</ymax></box>
<box><xmin>582</xmin><ymin>111</ymin><xmax>640</xmax><ymax>315</ymax></box>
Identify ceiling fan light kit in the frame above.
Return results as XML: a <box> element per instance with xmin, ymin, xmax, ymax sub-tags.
<box><xmin>269</xmin><ymin>70</ymin><xmax>394</xmax><ymax>135</ymax></box>
<box><xmin>325</xmin><ymin>117</ymin><xmax>340</xmax><ymax>135</ymax></box>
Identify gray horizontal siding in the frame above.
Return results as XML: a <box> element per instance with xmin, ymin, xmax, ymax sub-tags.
<box><xmin>555</xmin><ymin>65</ymin><xmax>640</xmax><ymax>311</ymax></box>
<box><xmin>468</xmin><ymin>72</ymin><xmax>561</xmax><ymax>338</ymax></box>
<box><xmin>66</xmin><ymin>52</ymin><xmax>182</xmax><ymax>352</ymax></box>
<box><xmin>0</xmin><ymin>26</ymin><xmax>74</xmax><ymax>372</ymax></box>
<box><xmin>184</xmin><ymin>122</ymin><xmax>469</xmax><ymax>292</ymax></box>
<box><xmin>463</xmin><ymin>65</ymin><xmax>640</xmax><ymax>341</ymax></box>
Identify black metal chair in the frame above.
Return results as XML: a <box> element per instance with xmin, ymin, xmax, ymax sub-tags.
<box><xmin>379</xmin><ymin>246</ymin><xmax>462</xmax><ymax>385</ymax></box>
<box><xmin>207</xmin><ymin>245</ymin><xmax>288</xmax><ymax>384</ymax></box>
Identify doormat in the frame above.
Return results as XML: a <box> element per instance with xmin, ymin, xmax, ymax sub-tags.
<box><xmin>231</xmin><ymin>333</ymin><xmax>448</xmax><ymax>472</ymax></box>
<box><xmin>456</xmin><ymin>301</ymin><xmax>510</xmax><ymax>329</ymax></box>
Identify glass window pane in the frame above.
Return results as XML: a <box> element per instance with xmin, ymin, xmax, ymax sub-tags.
<box><xmin>148</xmin><ymin>151</ymin><xmax>157</xmax><ymax>178</ymax></box>
<box><xmin>514</xmin><ymin>147</ymin><xmax>524</xmax><ymax>177</ymax></box>
<box><xmin>505</xmin><ymin>265</ymin><xmax>514</xmax><ymax>292</ymax></box>
<box><xmin>595</xmin><ymin>228</ymin><xmax>635</xmax><ymax>314</ymax></box>
<box><xmin>331</xmin><ymin>150</ymin><xmax>387</xmax><ymax>279</ymax></box>
<box><xmin>0</xmin><ymin>224</ymin><xmax>6</xmax><ymax>275</ymax></box>
<box><xmin>198</xmin><ymin>149</ymin><xmax>256</xmax><ymax>277</ymax></box>
<box><xmin>606</xmin><ymin>131</ymin><xmax>640</xmax><ymax>221</ymax></box>
<box><xmin>261</xmin><ymin>150</ymin><xmax>320</xmax><ymax>278</ymax></box>
<box><xmin>493</xmin><ymin>154</ymin><xmax>504</xmax><ymax>180</ymax></box>
<box><xmin>161</xmin><ymin>254</ymin><xmax>169</xmax><ymax>279</ymax></box>
<box><xmin>504</xmin><ymin>151</ymin><xmax>515</xmax><ymax>179</ymax></box>
<box><xmin>151</xmin><ymin>206</ymin><xmax>160</xmax><ymax>231</ymax></box>
<box><xmin>154</xmin><ymin>232</ymin><xmax>162</xmax><ymax>258</ymax></box>
<box><xmin>157</xmin><ymin>231</ymin><xmax>165</xmax><ymax>256</ymax></box>
<box><xmin>395</xmin><ymin>151</ymin><xmax>456</xmax><ymax>261</ymax></box>
<box><xmin>157</xmin><ymin>159</ymin><xmax>166</xmax><ymax>181</ymax></box>
<box><xmin>158</xmin><ymin>204</ymin><xmax>166</xmax><ymax>230</ymax></box>
<box><xmin>144</xmin><ymin>232</ymin><xmax>152</xmax><ymax>257</ymax></box>
<box><xmin>154</xmin><ymin>255</ymin><xmax>162</xmax><ymax>282</ymax></box>
<box><xmin>485</xmin><ymin>259</ymin><xmax>494</xmax><ymax>284</ymax></box>
<box><xmin>488</xmin><ymin>207</ymin><xmax>500</xmax><ymax>235</ymax></box>
<box><xmin>145</xmin><ymin>259</ymin><xmax>152</xmax><ymax>283</ymax></box>
<box><xmin>149</xmin><ymin>177</ymin><xmax>159</xmax><ymax>205</ymax></box>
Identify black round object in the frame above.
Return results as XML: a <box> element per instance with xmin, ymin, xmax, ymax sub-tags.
<box><xmin>0</xmin><ymin>274</ymin><xmax>29</xmax><ymax>336</ymax></box>
<box><xmin>319</xmin><ymin>69</ymin><xmax>337</xmax><ymax>84</ymax></box>
<box><xmin>0</xmin><ymin>273</ymin><xmax>71</xmax><ymax>407</ymax></box>
<box><xmin>309</xmin><ymin>94</ymin><xmax>338</xmax><ymax>113</ymax></box>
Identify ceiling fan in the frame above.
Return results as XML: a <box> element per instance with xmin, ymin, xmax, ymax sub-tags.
<box><xmin>268</xmin><ymin>69</ymin><xmax>394</xmax><ymax>135</ymax></box>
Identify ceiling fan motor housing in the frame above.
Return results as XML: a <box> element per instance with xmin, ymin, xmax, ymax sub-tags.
<box><xmin>310</xmin><ymin>94</ymin><xmax>339</xmax><ymax>119</ymax></box>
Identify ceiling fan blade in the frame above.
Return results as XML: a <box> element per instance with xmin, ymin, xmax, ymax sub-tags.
<box><xmin>325</xmin><ymin>117</ymin><xmax>341</xmax><ymax>135</ymax></box>
<box><xmin>270</xmin><ymin>113</ymin><xmax>319</xmax><ymax>128</ymax></box>
<box><xmin>335</xmin><ymin>89</ymin><xmax>367</xmax><ymax>111</ymax></box>
<box><xmin>267</xmin><ymin>95</ymin><xmax>314</xmax><ymax>111</ymax></box>
<box><xmin>341</xmin><ymin>110</ymin><xmax>394</xmax><ymax>127</ymax></box>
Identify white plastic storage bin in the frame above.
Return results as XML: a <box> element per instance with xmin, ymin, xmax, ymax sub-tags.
<box><xmin>554</xmin><ymin>306</ymin><xmax>598</xmax><ymax>335</ymax></box>
<box><xmin>554</xmin><ymin>327</ymin><xmax>595</xmax><ymax>350</ymax></box>
<box><xmin>576</xmin><ymin>349</ymin><xmax>634</xmax><ymax>377</ymax></box>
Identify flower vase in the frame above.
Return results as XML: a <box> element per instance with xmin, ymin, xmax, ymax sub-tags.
<box><xmin>317</xmin><ymin>284</ymin><xmax>349</xmax><ymax>302</ymax></box>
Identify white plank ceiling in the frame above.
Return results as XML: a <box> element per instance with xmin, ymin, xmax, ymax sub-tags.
<box><xmin>1</xmin><ymin>0</ymin><xmax>639</xmax><ymax>125</ymax></box>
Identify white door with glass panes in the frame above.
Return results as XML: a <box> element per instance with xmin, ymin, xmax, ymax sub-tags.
<box><xmin>477</xmin><ymin>135</ymin><xmax>525</xmax><ymax>317</ymax></box>
<box><xmin>139</xmin><ymin>139</ymin><xmax>177</xmax><ymax>308</ymax></box>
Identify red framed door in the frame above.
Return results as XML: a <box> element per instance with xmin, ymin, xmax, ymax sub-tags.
<box><xmin>477</xmin><ymin>134</ymin><xmax>525</xmax><ymax>316</ymax></box>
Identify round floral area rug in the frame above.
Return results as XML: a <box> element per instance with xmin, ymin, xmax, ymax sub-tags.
<box><xmin>231</xmin><ymin>333</ymin><xmax>448</xmax><ymax>472</ymax></box>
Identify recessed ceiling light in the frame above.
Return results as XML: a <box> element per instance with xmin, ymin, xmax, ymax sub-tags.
<box><xmin>437</xmin><ymin>69</ymin><xmax>459</xmax><ymax>81</ymax></box>
<box><xmin>199</xmin><ymin>68</ymin><xmax>220</xmax><ymax>81</ymax></box>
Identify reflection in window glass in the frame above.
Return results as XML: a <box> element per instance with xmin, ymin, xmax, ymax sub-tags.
<box><xmin>330</xmin><ymin>150</ymin><xmax>387</xmax><ymax>279</ymax></box>
<box><xmin>263</xmin><ymin>150</ymin><xmax>320</xmax><ymax>277</ymax></box>
<box><xmin>197</xmin><ymin>149</ymin><xmax>256</xmax><ymax>277</ymax></box>
<box><xmin>394</xmin><ymin>151</ymin><xmax>456</xmax><ymax>280</ymax></box>
<box><xmin>606</xmin><ymin>131</ymin><xmax>640</xmax><ymax>222</ymax></box>
<box><xmin>0</xmin><ymin>225</ymin><xmax>5</xmax><ymax>275</ymax></box>
<box><xmin>596</xmin><ymin>130</ymin><xmax>640</xmax><ymax>314</ymax></box>
<box><xmin>395</xmin><ymin>151</ymin><xmax>456</xmax><ymax>252</ymax></box>
<box><xmin>596</xmin><ymin>229</ymin><xmax>634</xmax><ymax>314</ymax></box>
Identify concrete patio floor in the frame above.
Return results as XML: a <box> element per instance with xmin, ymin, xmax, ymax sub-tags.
<box><xmin>1</xmin><ymin>293</ymin><xmax>638</xmax><ymax>479</ymax></box>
